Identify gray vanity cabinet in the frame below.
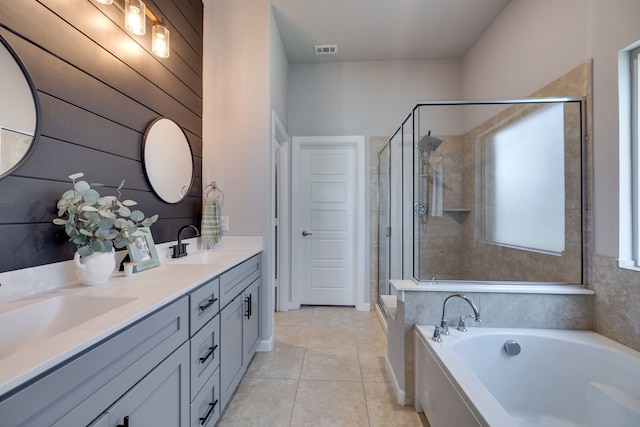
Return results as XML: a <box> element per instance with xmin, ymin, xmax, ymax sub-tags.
<box><xmin>188</xmin><ymin>277</ymin><xmax>221</xmax><ymax>427</ymax></box>
<box><xmin>219</xmin><ymin>254</ymin><xmax>261</xmax><ymax>411</ymax></box>
<box><xmin>0</xmin><ymin>297</ymin><xmax>189</xmax><ymax>427</ymax></box>
<box><xmin>0</xmin><ymin>253</ymin><xmax>261</xmax><ymax>427</ymax></box>
<box><xmin>87</xmin><ymin>342</ymin><xmax>190</xmax><ymax>427</ymax></box>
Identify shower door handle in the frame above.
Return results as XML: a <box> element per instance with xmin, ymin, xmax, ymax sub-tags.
<box><xmin>302</xmin><ymin>231</ymin><xmax>313</xmax><ymax>237</ymax></box>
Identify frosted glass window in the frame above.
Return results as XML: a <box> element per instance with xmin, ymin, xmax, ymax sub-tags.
<box><xmin>484</xmin><ymin>104</ymin><xmax>565</xmax><ymax>253</ymax></box>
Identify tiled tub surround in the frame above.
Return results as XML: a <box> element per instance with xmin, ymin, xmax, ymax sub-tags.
<box><xmin>592</xmin><ymin>254</ymin><xmax>640</xmax><ymax>353</ymax></box>
<box><xmin>0</xmin><ymin>237</ymin><xmax>262</xmax><ymax>397</ymax></box>
<box><xmin>385</xmin><ymin>280</ymin><xmax>594</xmax><ymax>406</ymax></box>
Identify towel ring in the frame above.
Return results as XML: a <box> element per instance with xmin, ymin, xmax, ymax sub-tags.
<box><xmin>204</xmin><ymin>182</ymin><xmax>224</xmax><ymax>204</ymax></box>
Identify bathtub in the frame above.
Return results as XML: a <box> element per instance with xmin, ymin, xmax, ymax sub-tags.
<box><xmin>414</xmin><ymin>326</ymin><xmax>640</xmax><ymax>427</ymax></box>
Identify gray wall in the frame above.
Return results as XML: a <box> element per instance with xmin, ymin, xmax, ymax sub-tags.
<box><xmin>0</xmin><ymin>0</ymin><xmax>203</xmax><ymax>272</ymax></box>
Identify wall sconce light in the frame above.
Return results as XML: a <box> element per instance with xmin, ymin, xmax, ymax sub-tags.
<box><xmin>152</xmin><ymin>23</ymin><xmax>170</xmax><ymax>58</ymax></box>
<box><xmin>94</xmin><ymin>0</ymin><xmax>171</xmax><ymax>59</ymax></box>
<box><xmin>125</xmin><ymin>0</ymin><xmax>146</xmax><ymax>36</ymax></box>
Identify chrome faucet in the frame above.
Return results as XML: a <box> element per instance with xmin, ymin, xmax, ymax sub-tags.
<box><xmin>440</xmin><ymin>293</ymin><xmax>481</xmax><ymax>335</ymax></box>
<box><xmin>171</xmin><ymin>225</ymin><xmax>200</xmax><ymax>258</ymax></box>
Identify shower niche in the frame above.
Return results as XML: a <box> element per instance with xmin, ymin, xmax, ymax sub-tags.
<box><xmin>375</xmin><ymin>98</ymin><xmax>587</xmax><ymax>305</ymax></box>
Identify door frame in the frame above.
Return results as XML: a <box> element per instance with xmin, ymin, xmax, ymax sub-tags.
<box><xmin>271</xmin><ymin>111</ymin><xmax>291</xmax><ymax>312</ymax></box>
<box><xmin>290</xmin><ymin>136</ymin><xmax>368</xmax><ymax>311</ymax></box>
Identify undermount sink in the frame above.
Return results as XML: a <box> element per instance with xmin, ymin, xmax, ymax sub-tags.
<box><xmin>0</xmin><ymin>294</ymin><xmax>136</xmax><ymax>359</ymax></box>
<box><xmin>169</xmin><ymin>250</ymin><xmax>245</xmax><ymax>265</ymax></box>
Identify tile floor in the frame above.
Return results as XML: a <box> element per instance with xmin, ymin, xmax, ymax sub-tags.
<box><xmin>218</xmin><ymin>306</ymin><xmax>429</xmax><ymax>427</ymax></box>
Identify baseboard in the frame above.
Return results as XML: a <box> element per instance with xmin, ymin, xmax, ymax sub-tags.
<box><xmin>385</xmin><ymin>356</ymin><xmax>408</xmax><ymax>406</ymax></box>
<box><xmin>356</xmin><ymin>302</ymin><xmax>370</xmax><ymax>312</ymax></box>
<box><xmin>257</xmin><ymin>336</ymin><xmax>273</xmax><ymax>352</ymax></box>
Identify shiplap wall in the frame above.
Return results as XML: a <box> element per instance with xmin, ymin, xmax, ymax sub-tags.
<box><xmin>0</xmin><ymin>0</ymin><xmax>203</xmax><ymax>272</ymax></box>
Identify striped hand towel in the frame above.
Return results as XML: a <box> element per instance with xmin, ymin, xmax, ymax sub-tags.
<box><xmin>201</xmin><ymin>199</ymin><xmax>221</xmax><ymax>249</ymax></box>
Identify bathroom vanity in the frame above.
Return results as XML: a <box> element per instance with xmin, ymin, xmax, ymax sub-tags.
<box><xmin>0</xmin><ymin>248</ymin><xmax>262</xmax><ymax>427</ymax></box>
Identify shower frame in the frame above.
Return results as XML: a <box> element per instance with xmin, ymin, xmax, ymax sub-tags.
<box><xmin>375</xmin><ymin>97</ymin><xmax>588</xmax><ymax>312</ymax></box>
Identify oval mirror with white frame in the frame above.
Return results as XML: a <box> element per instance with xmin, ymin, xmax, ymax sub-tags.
<box><xmin>0</xmin><ymin>34</ymin><xmax>38</xmax><ymax>178</ymax></box>
<box><xmin>142</xmin><ymin>118</ymin><xmax>193</xmax><ymax>203</ymax></box>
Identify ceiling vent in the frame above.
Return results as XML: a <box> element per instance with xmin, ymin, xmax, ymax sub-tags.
<box><xmin>314</xmin><ymin>44</ymin><xmax>338</xmax><ymax>55</ymax></box>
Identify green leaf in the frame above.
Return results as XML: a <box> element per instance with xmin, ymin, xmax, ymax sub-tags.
<box><xmin>53</xmin><ymin>218</ymin><xmax>66</xmax><ymax>225</ymax></box>
<box><xmin>130</xmin><ymin>210</ymin><xmax>144</xmax><ymax>222</ymax></box>
<box><xmin>101</xmin><ymin>240</ymin><xmax>114</xmax><ymax>252</ymax></box>
<box><xmin>94</xmin><ymin>228</ymin><xmax>110</xmax><ymax>238</ymax></box>
<box><xmin>83</xmin><ymin>189</ymin><xmax>100</xmax><ymax>204</ymax></box>
<box><xmin>118</xmin><ymin>206</ymin><xmax>132</xmax><ymax>217</ymax></box>
<box><xmin>69</xmin><ymin>172</ymin><xmax>84</xmax><ymax>180</ymax></box>
<box><xmin>77</xmin><ymin>245</ymin><xmax>93</xmax><ymax>257</ymax></box>
<box><xmin>121</xmin><ymin>199</ymin><xmax>137</xmax><ymax>206</ymax></box>
<box><xmin>89</xmin><ymin>240</ymin><xmax>102</xmax><ymax>252</ymax></box>
<box><xmin>98</xmin><ymin>217</ymin><xmax>114</xmax><ymax>230</ymax></box>
<box><xmin>114</xmin><ymin>218</ymin><xmax>129</xmax><ymax>229</ymax></box>
<box><xmin>74</xmin><ymin>180</ymin><xmax>90</xmax><ymax>194</ymax></box>
<box><xmin>81</xmin><ymin>205</ymin><xmax>99</xmax><ymax>212</ymax></box>
<box><xmin>79</xmin><ymin>229</ymin><xmax>93</xmax><ymax>236</ymax></box>
<box><xmin>117</xmin><ymin>179</ymin><xmax>125</xmax><ymax>190</ymax></box>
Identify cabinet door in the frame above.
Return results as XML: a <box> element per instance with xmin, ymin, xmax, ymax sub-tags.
<box><xmin>99</xmin><ymin>343</ymin><xmax>190</xmax><ymax>427</ymax></box>
<box><xmin>243</xmin><ymin>278</ymin><xmax>260</xmax><ymax>363</ymax></box>
<box><xmin>220</xmin><ymin>296</ymin><xmax>244</xmax><ymax>410</ymax></box>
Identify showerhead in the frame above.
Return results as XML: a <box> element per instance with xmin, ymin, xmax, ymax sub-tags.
<box><xmin>418</xmin><ymin>131</ymin><xmax>443</xmax><ymax>153</ymax></box>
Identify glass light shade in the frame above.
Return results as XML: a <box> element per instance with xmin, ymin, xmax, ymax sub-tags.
<box><xmin>152</xmin><ymin>24</ymin><xmax>170</xmax><ymax>58</ymax></box>
<box><xmin>96</xmin><ymin>0</ymin><xmax>114</xmax><ymax>4</ymax></box>
<box><xmin>125</xmin><ymin>0</ymin><xmax>146</xmax><ymax>36</ymax></box>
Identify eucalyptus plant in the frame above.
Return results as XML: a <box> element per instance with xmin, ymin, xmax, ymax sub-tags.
<box><xmin>53</xmin><ymin>173</ymin><xmax>159</xmax><ymax>257</ymax></box>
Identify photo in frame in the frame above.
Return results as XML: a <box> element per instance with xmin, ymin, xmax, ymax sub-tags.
<box><xmin>126</xmin><ymin>227</ymin><xmax>160</xmax><ymax>272</ymax></box>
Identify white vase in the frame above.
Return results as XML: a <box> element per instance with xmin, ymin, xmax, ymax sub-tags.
<box><xmin>74</xmin><ymin>249</ymin><xmax>116</xmax><ymax>286</ymax></box>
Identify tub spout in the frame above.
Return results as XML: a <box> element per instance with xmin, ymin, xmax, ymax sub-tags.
<box><xmin>440</xmin><ymin>293</ymin><xmax>481</xmax><ymax>335</ymax></box>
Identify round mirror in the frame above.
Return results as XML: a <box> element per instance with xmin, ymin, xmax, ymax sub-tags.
<box><xmin>142</xmin><ymin>118</ymin><xmax>194</xmax><ymax>203</ymax></box>
<box><xmin>0</xmin><ymin>35</ymin><xmax>38</xmax><ymax>178</ymax></box>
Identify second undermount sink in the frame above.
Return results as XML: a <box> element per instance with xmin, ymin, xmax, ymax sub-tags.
<box><xmin>0</xmin><ymin>294</ymin><xmax>136</xmax><ymax>359</ymax></box>
<box><xmin>169</xmin><ymin>250</ymin><xmax>246</xmax><ymax>265</ymax></box>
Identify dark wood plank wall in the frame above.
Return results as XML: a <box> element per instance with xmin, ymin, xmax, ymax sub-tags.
<box><xmin>0</xmin><ymin>0</ymin><xmax>203</xmax><ymax>272</ymax></box>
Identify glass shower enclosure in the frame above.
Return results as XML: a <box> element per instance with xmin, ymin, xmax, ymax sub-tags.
<box><xmin>376</xmin><ymin>98</ymin><xmax>586</xmax><ymax>311</ymax></box>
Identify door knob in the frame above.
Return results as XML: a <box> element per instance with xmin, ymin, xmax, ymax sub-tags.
<box><xmin>302</xmin><ymin>231</ymin><xmax>313</xmax><ymax>236</ymax></box>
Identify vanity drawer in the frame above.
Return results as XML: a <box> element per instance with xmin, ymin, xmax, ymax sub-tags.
<box><xmin>190</xmin><ymin>314</ymin><xmax>220</xmax><ymax>399</ymax></box>
<box><xmin>190</xmin><ymin>277</ymin><xmax>220</xmax><ymax>335</ymax></box>
<box><xmin>219</xmin><ymin>254</ymin><xmax>260</xmax><ymax>308</ymax></box>
<box><xmin>190</xmin><ymin>367</ymin><xmax>220</xmax><ymax>427</ymax></box>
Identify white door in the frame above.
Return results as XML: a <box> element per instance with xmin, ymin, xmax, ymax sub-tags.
<box><xmin>292</xmin><ymin>137</ymin><xmax>357</xmax><ymax>306</ymax></box>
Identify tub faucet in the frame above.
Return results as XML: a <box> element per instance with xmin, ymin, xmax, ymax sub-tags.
<box><xmin>171</xmin><ymin>225</ymin><xmax>200</xmax><ymax>258</ymax></box>
<box><xmin>440</xmin><ymin>294</ymin><xmax>481</xmax><ymax>335</ymax></box>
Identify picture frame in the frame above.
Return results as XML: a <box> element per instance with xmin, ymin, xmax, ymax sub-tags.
<box><xmin>126</xmin><ymin>227</ymin><xmax>160</xmax><ymax>272</ymax></box>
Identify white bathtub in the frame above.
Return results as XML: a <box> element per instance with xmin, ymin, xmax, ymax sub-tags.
<box><xmin>414</xmin><ymin>326</ymin><xmax>640</xmax><ymax>427</ymax></box>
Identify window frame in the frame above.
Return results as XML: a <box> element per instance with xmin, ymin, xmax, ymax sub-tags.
<box><xmin>619</xmin><ymin>44</ymin><xmax>640</xmax><ymax>270</ymax></box>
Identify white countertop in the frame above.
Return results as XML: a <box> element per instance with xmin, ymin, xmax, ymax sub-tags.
<box><xmin>0</xmin><ymin>245</ymin><xmax>262</xmax><ymax>398</ymax></box>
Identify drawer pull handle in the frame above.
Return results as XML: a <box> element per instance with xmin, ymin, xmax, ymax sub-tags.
<box><xmin>199</xmin><ymin>399</ymin><xmax>218</xmax><ymax>425</ymax></box>
<box><xmin>117</xmin><ymin>416</ymin><xmax>129</xmax><ymax>427</ymax></box>
<box><xmin>199</xmin><ymin>344</ymin><xmax>218</xmax><ymax>364</ymax></box>
<box><xmin>244</xmin><ymin>294</ymin><xmax>252</xmax><ymax>319</ymax></box>
<box><xmin>199</xmin><ymin>297</ymin><xmax>218</xmax><ymax>312</ymax></box>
